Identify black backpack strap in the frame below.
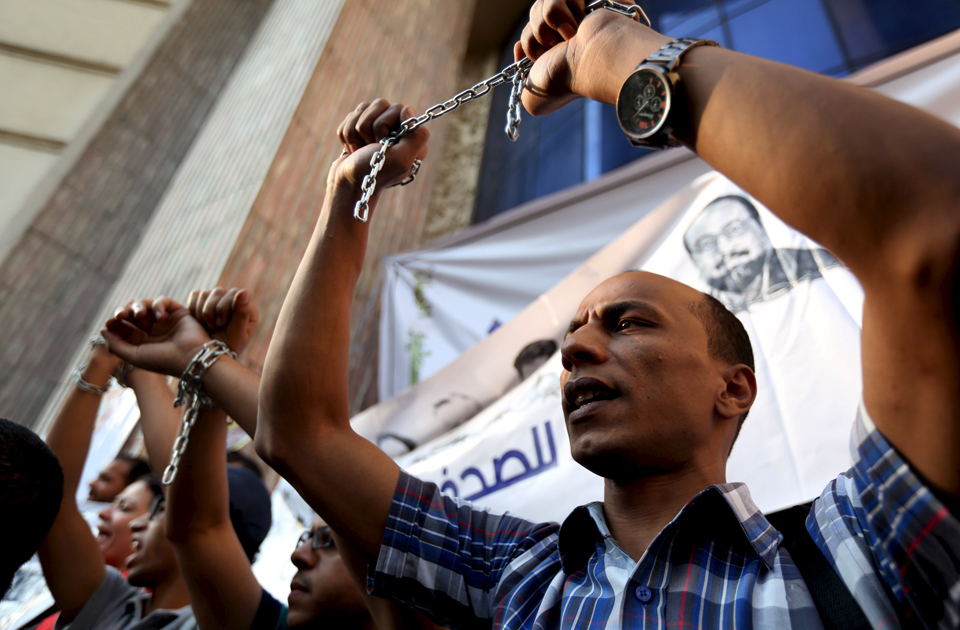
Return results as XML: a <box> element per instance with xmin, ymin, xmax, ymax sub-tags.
<box><xmin>766</xmin><ymin>503</ymin><xmax>872</xmax><ymax>630</ymax></box>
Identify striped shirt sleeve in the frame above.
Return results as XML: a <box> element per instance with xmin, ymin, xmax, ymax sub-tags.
<box><xmin>369</xmin><ymin>470</ymin><xmax>559</xmax><ymax>629</ymax></box>
<box><xmin>811</xmin><ymin>404</ymin><xmax>960</xmax><ymax>628</ymax></box>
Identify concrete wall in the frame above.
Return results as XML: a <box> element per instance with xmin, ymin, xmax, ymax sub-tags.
<box><xmin>0</xmin><ymin>0</ymin><xmax>186</xmax><ymax>256</ymax></box>
<box><xmin>216</xmin><ymin>0</ymin><xmax>479</xmax><ymax>415</ymax></box>
<box><xmin>0</xmin><ymin>0</ymin><xmax>275</xmax><ymax>427</ymax></box>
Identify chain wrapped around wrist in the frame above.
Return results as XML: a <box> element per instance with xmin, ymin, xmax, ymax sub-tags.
<box><xmin>351</xmin><ymin>0</ymin><xmax>650</xmax><ymax>223</ymax></box>
<box><xmin>72</xmin><ymin>335</ymin><xmax>114</xmax><ymax>395</ymax></box>
<box><xmin>162</xmin><ymin>339</ymin><xmax>237</xmax><ymax>485</ymax></box>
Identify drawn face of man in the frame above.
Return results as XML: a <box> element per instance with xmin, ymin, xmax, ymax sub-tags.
<box><xmin>684</xmin><ymin>198</ymin><xmax>772</xmax><ymax>293</ymax></box>
<box><xmin>560</xmin><ymin>272</ymin><xmax>730</xmax><ymax>481</ymax></box>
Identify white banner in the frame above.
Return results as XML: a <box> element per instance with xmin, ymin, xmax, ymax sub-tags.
<box><xmin>383</xmin><ymin>173</ymin><xmax>864</xmax><ymax>521</ymax></box>
<box><xmin>378</xmin><ymin>45</ymin><xmax>960</xmax><ymax>403</ymax></box>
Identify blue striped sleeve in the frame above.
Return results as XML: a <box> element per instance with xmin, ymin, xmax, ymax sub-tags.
<box><xmin>369</xmin><ymin>470</ymin><xmax>559</xmax><ymax>628</ymax></box>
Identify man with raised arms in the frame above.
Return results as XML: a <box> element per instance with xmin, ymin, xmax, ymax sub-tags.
<box><xmin>254</xmin><ymin>0</ymin><xmax>960</xmax><ymax>627</ymax></box>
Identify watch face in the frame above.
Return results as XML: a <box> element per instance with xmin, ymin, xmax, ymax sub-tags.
<box><xmin>617</xmin><ymin>67</ymin><xmax>671</xmax><ymax>139</ymax></box>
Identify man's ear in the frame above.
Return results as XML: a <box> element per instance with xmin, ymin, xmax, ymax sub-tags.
<box><xmin>716</xmin><ymin>364</ymin><xmax>757</xmax><ymax>420</ymax></box>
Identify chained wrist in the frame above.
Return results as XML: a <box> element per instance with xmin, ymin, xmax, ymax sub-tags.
<box><xmin>73</xmin><ymin>367</ymin><xmax>110</xmax><ymax>395</ymax></box>
<box><xmin>162</xmin><ymin>339</ymin><xmax>237</xmax><ymax>485</ymax></box>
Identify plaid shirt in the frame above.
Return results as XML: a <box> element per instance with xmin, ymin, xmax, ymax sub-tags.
<box><xmin>370</xmin><ymin>405</ymin><xmax>960</xmax><ymax>629</ymax></box>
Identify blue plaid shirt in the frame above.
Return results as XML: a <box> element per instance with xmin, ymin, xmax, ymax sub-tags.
<box><xmin>370</xmin><ymin>405</ymin><xmax>960</xmax><ymax>629</ymax></box>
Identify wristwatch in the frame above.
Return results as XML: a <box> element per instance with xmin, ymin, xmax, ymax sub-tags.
<box><xmin>616</xmin><ymin>38</ymin><xmax>720</xmax><ymax>149</ymax></box>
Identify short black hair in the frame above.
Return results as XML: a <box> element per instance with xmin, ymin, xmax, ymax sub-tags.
<box><xmin>136</xmin><ymin>473</ymin><xmax>164</xmax><ymax>501</ymax></box>
<box><xmin>0</xmin><ymin>418</ymin><xmax>64</xmax><ymax>597</ymax></box>
<box><xmin>688</xmin><ymin>294</ymin><xmax>755</xmax><ymax>452</ymax></box>
<box><xmin>115</xmin><ymin>455</ymin><xmax>152</xmax><ymax>487</ymax></box>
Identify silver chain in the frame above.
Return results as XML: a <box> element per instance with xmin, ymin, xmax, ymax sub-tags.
<box><xmin>162</xmin><ymin>339</ymin><xmax>237</xmax><ymax>485</ymax></box>
<box><xmin>352</xmin><ymin>0</ymin><xmax>650</xmax><ymax>222</ymax></box>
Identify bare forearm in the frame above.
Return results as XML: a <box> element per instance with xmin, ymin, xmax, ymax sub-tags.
<box><xmin>45</xmin><ymin>363</ymin><xmax>113</xmax><ymax>498</ymax></box>
<box><xmin>167</xmin><ymin>407</ymin><xmax>230</xmax><ymax>540</ymax></box>
<box><xmin>128</xmin><ymin>370</ymin><xmax>178</xmax><ymax>474</ymax></box>
<box><xmin>201</xmin><ymin>357</ymin><xmax>261</xmax><ymax>437</ymax></box>
<box><xmin>680</xmin><ymin>48</ymin><xmax>960</xmax><ymax>278</ymax></box>
<box><xmin>258</xmin><ymin>182</ymin><xmax>368</xmax><ymax>449</ymax></box>
<box><xmin>256</xmin><ymin>179</ymin><xmax>399</xmax><ymax>558</ymax></box>
<box><xmin>571</xmin><ymin>23</ymin><xmax>960</xmax><ymax>283</ymax></box>
<box><xmin>166</xmin><ymin>405</ymin><xmax>264</xmax><ymax>630</ymax></box>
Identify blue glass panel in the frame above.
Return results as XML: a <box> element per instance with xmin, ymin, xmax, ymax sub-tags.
<box><xmin>726</xmin><ymin>0</ymin><xmax>846</xmax><ymax>73</ymax></box>
<box><xmin>498</xmin><ymin>151</ymin><xmax>539</xmax><ymax>213</ymax></box>
<box><xmin>824</xmin><ymin>0</ymin><xmax>960</xmax><ymax>67</ymax></box>
<box><xmin>536</xmin><ymin>103</ymin><xmax>584</xmax><ymax>198</ymax></box>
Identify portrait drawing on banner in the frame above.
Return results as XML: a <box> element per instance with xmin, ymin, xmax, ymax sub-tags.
<box><xmin>683</xmin><ymin>195</ymin><xmax>841</xmax><ymax>313</ymax></box>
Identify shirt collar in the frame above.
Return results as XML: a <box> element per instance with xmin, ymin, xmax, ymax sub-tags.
<box><xmin>558</xmin><ymin>483</ymin><xmax>782</xmax><ymax>574</ymax></box>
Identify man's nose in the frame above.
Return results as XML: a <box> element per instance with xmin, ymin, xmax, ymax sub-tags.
<box><xmin>560</xmin><ymin>323</ymin><xmax>608</xmax><ymax>371</ymax></box>
<box><xmin>129</xmin><ymin>515</ymin><xmax>148</xmax><ymax>532</ymax></box>
<box><xmin>290</xmin><ymin>542</ymin><xmax>318</xmax><ymax>570</ymax></box>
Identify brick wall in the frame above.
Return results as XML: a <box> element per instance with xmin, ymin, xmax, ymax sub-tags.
<box><xmin>0</xmin><ymin>0</ymin><xmax>275</xmax><ymax>427</ymax></box>
<box><xmin>216</xmin><ymin>0</ymin><xmax>477</xmax><ymax>414</ymax></box>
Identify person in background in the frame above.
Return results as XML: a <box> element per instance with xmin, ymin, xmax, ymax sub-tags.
<box><xmin>88</xmin><ymin>454</ymin><xmax>152</xmax><ymax>504</ymax></box>
<box><xmin>104</xmin><ymin>287</ymin><xmax>443</xmax><ymax>630</ymax></box>
<box><xmin>0</xmin><ymin>417</ymin><xmax>63</xmax><ymax>598</ymax></box>
<box><xmin>37</xmin><ymin>298</ymin><xmax>272</xmax><ymax>629</ymax></box>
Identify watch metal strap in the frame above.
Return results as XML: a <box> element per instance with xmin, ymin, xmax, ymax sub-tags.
<box><xmin>642</xmin><ymin>37</ymin><xmax>721</xmax><ymax>73</ymax></box>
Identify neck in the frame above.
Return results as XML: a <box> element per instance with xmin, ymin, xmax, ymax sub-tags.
<box><xmin>144</xmin><ymin>573</ymin><xmax>190</xmax><ymax>616</ymax></box>
<box><xmin>602</xmin><ymin>460</ymin><xmax>725</xmax><ymax>561</ymax></box>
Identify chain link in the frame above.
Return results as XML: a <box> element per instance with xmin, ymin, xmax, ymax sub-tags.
<box><xmin>352</xmin><ymin>1</ymin><xmax>649</xmax><ymax>222</ymax></box>
<box><xmin>162</xmin><ymin>339</ymin><xmax>237</xmax><ymax>485</ymax></box>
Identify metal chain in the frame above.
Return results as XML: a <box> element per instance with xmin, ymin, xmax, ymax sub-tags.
<box><xmin>162</xmin><ymin>339</ymin><xmax>237</xmax><ymax>485</ymax></box>
<box><xmin>352</xmin><ymin>0</ymin><xmax>650</xmax><ymax>222</ymax></box>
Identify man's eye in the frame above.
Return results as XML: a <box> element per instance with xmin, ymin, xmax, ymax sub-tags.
<box><xmin>617</xmin><ymin>319</ymin><xmax>639</xmax><ymax>330</ymax></box>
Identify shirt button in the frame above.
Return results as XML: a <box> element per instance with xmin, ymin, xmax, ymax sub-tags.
<box><xmin>635</xmin><ymin>585</ymin><xmax>652</xmax><ymax>603</ymax></box>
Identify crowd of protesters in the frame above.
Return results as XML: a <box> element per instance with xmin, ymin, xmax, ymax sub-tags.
<box><xmin>4</xmin><ymin>0</ymin><xmax>960</xmax><ymax>628</ymax></box>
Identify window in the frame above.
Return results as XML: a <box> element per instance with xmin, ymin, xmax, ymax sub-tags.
<box><xmin>472</xmin><ymin>0</ymin><xmax>960</xmax><ymax>223</ymax></box>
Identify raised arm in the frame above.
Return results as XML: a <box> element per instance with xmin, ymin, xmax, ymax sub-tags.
<box><xmin>165</xmin><ymin>404</ymin><xmax>263</xmax><ymax>630</ymax></box>
<box><xmin>255</xmin><ymin>101</ymin><xmax>428</xmax><ymax>558</ymax></box>
<box><xmin>103</xmin><ymin>289</ymin><xmax>260</xmax><ymax>437</ymax></box>
<box><xmin>37</xmin><ymin>343</ymin><xmax>119</xmax><ymax>620</ymax></box>
<box><xmin>126</xmin><ymin>369</ymin><xmax>178</xmax><ymax>474</ymax></box>
<box><xmin>104</xmin><ymin>288</ymin><xmax>265</xmax><ymax>630</ymax></box>
<box><xmin>520</xmin><ymin>0</ymin><xmax>960</xmax><ymax>495</ymax></box>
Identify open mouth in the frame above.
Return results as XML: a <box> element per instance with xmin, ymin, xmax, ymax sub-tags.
<box><xmin>564</xmin><ymin>377</ymin><xmax>620</xmax><ymax>418</ymax></box>
<box><xmin>96</xmin><ymin>527</ymin><xmax>110</xmax><ymax>544</ymax></box>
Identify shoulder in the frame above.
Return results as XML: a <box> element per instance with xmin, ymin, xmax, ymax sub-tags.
<box><xmin>809</xmin><ymin>402</ymin><xmax>960</xmax><ymax>626</ymax></box>
<box><xmin>248</xmin><ymin>587</ymin><xmax>287</xmax><ymax>630</ymax></box>
<box><xmin>55</xmin><ymin>567</ymin><xmax>145</xmax><ymax>630</ymax></box>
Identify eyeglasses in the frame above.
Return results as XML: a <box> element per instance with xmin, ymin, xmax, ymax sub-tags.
<box><xmin>694</xmin><ymin>220</ymin><xmax>750</xmax><ymax>253</ymax></box>
<box><xmin>296</xmin><ymin>526</ymin><xmax>334</xmax><ymax>551</ymax></box>
<box><xmin>148</xmin><ymin>495</ymin><xmax>166</xmax><ymax>521</ymax></box>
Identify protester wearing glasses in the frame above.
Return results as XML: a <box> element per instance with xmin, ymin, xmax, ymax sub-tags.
<box><xmin>104</xmin><ymin>287</ymin><xmax>442</xmax><ymax>630</ymax></box>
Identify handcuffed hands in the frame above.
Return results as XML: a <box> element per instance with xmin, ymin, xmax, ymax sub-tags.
<box><xmin>186</xmin><ymin>287</ymin><xmax>258</xmax><ymax>356</ymax></box>
<box><xmin>514</xmin><ymin>0</ymin><xmax>670</xmax><ymax>116</ymax></box>
<box><xmin>330</xmin><ymin>99</ymin><xmax>429</xmax><ymax>198</ymax></box>
<box><xmin>102</xmin><ymin>297</ymin><xmax>212</xmax><ymax>377</ymax></box>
